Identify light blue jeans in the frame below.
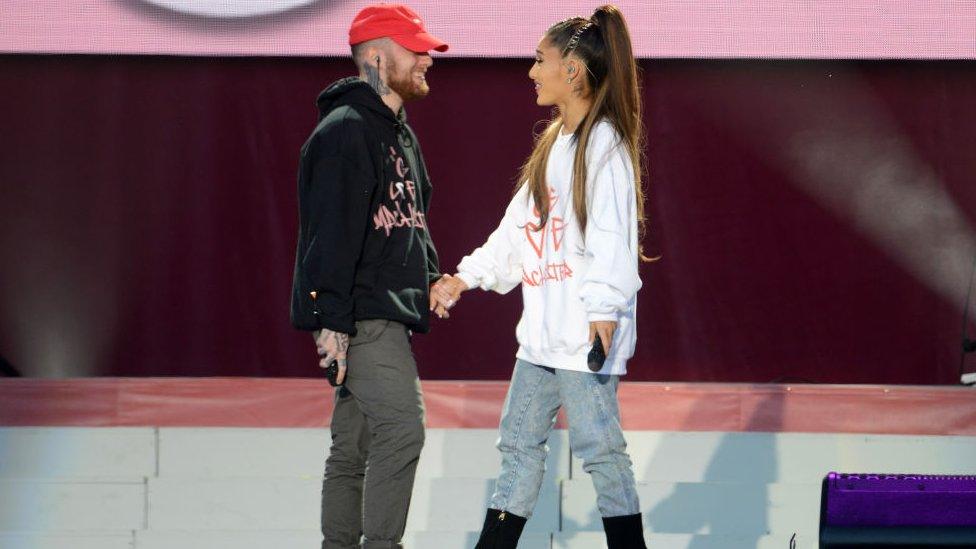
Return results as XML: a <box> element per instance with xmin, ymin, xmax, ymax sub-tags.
<box><xmin>488</xmin><ymin>359</ymin><xmax>641</xmax><ymax>518</ymax></box>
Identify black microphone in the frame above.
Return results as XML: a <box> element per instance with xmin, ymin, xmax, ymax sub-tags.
<box><xmin>587</xmin><ymin>335</ymin><xmax>607</xmax><ymax>372</ymax></box>
<box><xmin>324</xmin><ymin>359</ymin><xmax>343</xmax><ymax>387</ymax></box>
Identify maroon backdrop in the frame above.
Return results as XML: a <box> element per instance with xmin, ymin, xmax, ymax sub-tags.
<box><xmin>1</xmin><ymin>55</ymin><xmax>975</xmax><ymax>383</ymax></box>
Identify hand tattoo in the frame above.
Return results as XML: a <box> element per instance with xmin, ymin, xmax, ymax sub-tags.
<box><xmin>332</xmin><ymin>331</ymin><xmax>350</xmax><ymax>355</ymax></box>
<box><xmin>363</xmin><ymin>63</ymin><xmax>391</xmax><ymax>96</ymax></box>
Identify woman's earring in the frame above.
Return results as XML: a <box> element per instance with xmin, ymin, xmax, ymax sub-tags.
<box><xmin>567</xmin><ymin>78</ymin><xmax>573</xmax><ymax>84</ymax></box>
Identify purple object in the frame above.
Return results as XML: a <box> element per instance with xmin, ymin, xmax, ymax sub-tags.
<box><xmin>822</xmin><ymin>472</ymin><xmax>976</xmax><ymax>527</ymax></box>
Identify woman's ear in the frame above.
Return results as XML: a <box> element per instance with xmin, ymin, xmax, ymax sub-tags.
<box><xmin>564</xmin><ymin>61</ymin><xmax>578</xmax><ymax>84</ymax></box>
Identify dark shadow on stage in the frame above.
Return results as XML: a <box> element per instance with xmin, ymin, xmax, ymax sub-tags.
<box><xmin>644</xmin><ymin>390</ymin><xmax>786</xmax><ymax>546</ymax></box>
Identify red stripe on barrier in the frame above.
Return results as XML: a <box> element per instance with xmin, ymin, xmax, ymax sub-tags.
<box><xmin>0</xmin><ymin>378</ymin><xmax>973</xmax><ymax>435</ymax></box>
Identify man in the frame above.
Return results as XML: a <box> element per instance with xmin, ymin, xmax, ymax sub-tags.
<box><xmin>289</xmin><ymin>5</ymin><xmax>452</xmax><ymax>548</ymax></box>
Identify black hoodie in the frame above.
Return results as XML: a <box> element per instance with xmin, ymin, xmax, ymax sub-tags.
<box><xmin>290</xmin><ymin>77</ymin><xmax>440</xmax><ymax>336</ymax></box>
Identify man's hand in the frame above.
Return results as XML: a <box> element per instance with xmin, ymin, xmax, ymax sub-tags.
<box><xmin>589</xmin><ymin>321</ymin><xmax>617</xmax><ymax>355</ymax></box>
<box><xmin>430</xmin><ymin>274</ymin><xmax>469</xmax><ymax>319</ymax></box>
<box><xmin>314</xmin><ymin>328</ymin><xmax>350</xmax><ymax>385</ymax></box>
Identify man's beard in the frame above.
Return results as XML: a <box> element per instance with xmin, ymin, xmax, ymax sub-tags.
<box><xmin>386</xmin><ymin>61</ymin><xmax>429</xmax><ymax>102</ymax></box>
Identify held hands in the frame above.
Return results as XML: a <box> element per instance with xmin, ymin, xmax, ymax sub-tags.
<box><xmin>589</xmin><ymin>321</ymin><xmax>617</xmax><ymax>355</ymax></box>
<box><xmin>429</xmin><ymin>274</ymin><xmax>469</xmax><ymax>319</ymax></box>
<box><xmin>314</xmin><ymin>328</ymin><xmax>350</xmax><ymax>385</ymax></box>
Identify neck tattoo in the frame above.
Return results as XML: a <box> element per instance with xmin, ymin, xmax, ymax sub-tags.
<box><xmin>363</xmin><ymin>64</ymin><xmax>391</xmax><ymax>96</ymax></box>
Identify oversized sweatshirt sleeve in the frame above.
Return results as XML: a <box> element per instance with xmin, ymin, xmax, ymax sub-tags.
<box><xmin>580</xmin><ymin>128</ymin><xmax>642</xmax><ymax>321</ymax></box>
<box><xmin>455</xmin><ymin>185</ymin><xmax>528</xmax><ymax>294</ymax></box>
<box><xmin>302</xmin><ymin>132</ymin><xmax>375</xmax><ymax>335</ymax></box>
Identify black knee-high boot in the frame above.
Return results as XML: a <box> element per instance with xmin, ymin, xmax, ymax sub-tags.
<box><xmin>473</xmin><ymin>508</ymin><xmax>527</xmax><ymax>549</ymax></box>
<box><xmin>602</xmin><ymin>513</ymin><xmax>647</xmax><ymax>549</ymax></box>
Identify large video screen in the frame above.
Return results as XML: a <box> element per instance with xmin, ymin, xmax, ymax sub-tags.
<box><xmin>4</xmin><ymin>0</ymin><xmax>975</xmax><ymax>59</ymax></box>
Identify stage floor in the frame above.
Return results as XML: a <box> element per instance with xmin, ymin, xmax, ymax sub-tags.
<box><xmin>2</xmin><ymin>379</ymin><xmax>975</xmax><ymax>548</ymax></box>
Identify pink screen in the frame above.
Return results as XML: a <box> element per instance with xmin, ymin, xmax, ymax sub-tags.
<box><xmin>3</xmin><ymin>0</ymin><xmax>975</xmax><ymax>59</ymax></box>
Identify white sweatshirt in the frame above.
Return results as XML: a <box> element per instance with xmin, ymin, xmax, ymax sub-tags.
<box><xmin>456</xmin><ymin>121</ymin><xmax>641</xmax><ymax>375</ymax></box>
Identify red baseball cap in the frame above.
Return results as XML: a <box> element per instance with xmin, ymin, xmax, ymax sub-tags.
<box><xmin>349</xmin><ymin>4</ymin><xmax>449</xmax><ymax>53</ymax></box>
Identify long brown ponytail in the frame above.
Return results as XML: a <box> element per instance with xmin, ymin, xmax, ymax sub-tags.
<box><xmin>517</xmin><ymin>5</ymin><xmax>647</xmax><ymax>255</ymax></box>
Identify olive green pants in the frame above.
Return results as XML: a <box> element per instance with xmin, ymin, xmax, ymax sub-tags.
<box><xmin>321</xmin><ymin>320</ymin><xmax>425</xmax><ymax>549</ymax></box>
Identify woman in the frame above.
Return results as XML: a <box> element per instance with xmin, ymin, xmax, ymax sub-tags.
<box><xmin>431</xmin><ymin>5</ymin><xmax>648</xmax><ymax>548</ymax></box>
